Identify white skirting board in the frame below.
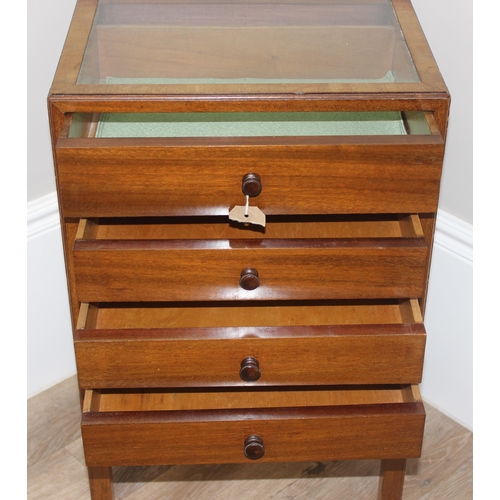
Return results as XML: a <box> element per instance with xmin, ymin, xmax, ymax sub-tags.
<box><xmin>27</xmin><ymin>192</ymin><xmax>75</xmax><ymax>398</ymax></box>
<box><xmin>421</xmin><ymin>211</ymin><xmax>473</xmax><ymax>431</ymax></box>
<box><xmin>27</xmin><ymin>193</ymin><xmax>473</xmax><ymax>431</ymax></box>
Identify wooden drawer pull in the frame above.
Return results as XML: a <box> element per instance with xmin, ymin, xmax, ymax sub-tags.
<box><xmin>244</xmin><ymin>435</ymin><xmax>265</xmax><ymax>460</ymax></box>
<box><xmin>239</xmin><ymin>268</ymin><xmax>260</xmax><ymax>290</ymax></box>
<box><xmin>242</xmin><ymin>173</ymin><xmax>262</xmax><ymax>197</ymax></box>
<box><xmin>240</xmin><ymin>357</ymin><xmax>261</xmax><ymax>382</ymax></box>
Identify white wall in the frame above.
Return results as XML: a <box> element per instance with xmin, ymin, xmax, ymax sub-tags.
<box><xmin>27</xmin><ymin>0</ymin><xmax>473</xmax><ymax>430</ymax></box>
<box><xmin>27</xmin><ymin>194</ymin><xmax>75</xmax><ymax>398</ymax></box>
<box><xmin>407</xmin><ymin>0</ymin><xmax>473</xmax><ymax>429</ymax></box>
<box><xmin>27</xmin><ymin>0</ymin><xmax>78</xmax><ymax>202</ymax></box>
<box><xmin>27</xmin><ymin>0</ymin><xmax>79</xmax><ymax>396</ymax></box>
<box><xmin>421</xmin><ymin>212</ymin><xmax>473</xmax><ymax>430</ymax></box>
<box><xmin>412</xmin><ymin>0</ymin><xmax>473</xmax><ymax>224</ymax></box>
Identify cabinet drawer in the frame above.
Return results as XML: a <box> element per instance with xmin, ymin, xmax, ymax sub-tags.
<box><xmin>75</xmin><ymin>299</ymin><xmax>425</xmax><ymax>388</ymax></box>
<box><xmin>56</xmin><ymin>111</ymin><xmax>444</xmax><ymax>218</ymax></box>
<box><xmin>73</xmin><ymin>215</ymin><xmax>428</xmax><ymax>302</ymax></box>
<box><xmin>81</xmin><ymin>385</ymin><xmax>425</xmax><ymax>466</ymax></box>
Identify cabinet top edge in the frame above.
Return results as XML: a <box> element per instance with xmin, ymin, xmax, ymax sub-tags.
<box><xmin>49</xmin><ymin>0</ymin><xmax>448</xmax><ymax>97</ymax></box>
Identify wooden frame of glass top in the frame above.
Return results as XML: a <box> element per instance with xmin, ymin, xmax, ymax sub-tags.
<box><xmin>50</xmin><ymin>0</ymin><xmax>448</xmax><ymax>97</ymax></box>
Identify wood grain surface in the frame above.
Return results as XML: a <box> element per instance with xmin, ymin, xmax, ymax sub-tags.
<box><xmin>73</xmin><ymin>237</ymin><xmax>428</xmax><ymax>302</ymax></box>
<box><xmin>81</xmin><ymin>215</ymin><xmax>418</xmax><ymax>240</ymax></box>
<box><xmin>82</xmin><ymin>299</ymin><xmax>419</xmax><ymax>329</ymax></box>
<box><xmin>81</xmin><ymin>401</ymin><xmax>425</xmax><ymax>466</ymax></box>
<box><xmin>49</xmin><ymin>0</ymin><xmax>448</xmax><ymax>95</ymax></box>
<box><xmin>75</xmin><ymin>324</ymin><xmax>426</xmax><ymax>388</ymax></box>
<box><xmin>378</xmin><ymin>459</ymin><xmax>407</xmax><ymax>500</ymax></box>
<box><xmin>94</xmin><ymin>25</ymin><xmax>398</xmax><ymax>81</ymax></box>
<box><xmin>75</xmin><ymin>298</ymin><xmax>426</xmax><ymax>388</ymax></box>
<box><xmin>28</xmin><ymin>377</ymin><xmax>472</xmax><ymax>500</ymax></box>
<box><xmin>45</xmin><ymin>2</ymin><xmax>453</xmax><ymax>499</ymax></box>
<box><xmin>56</xmin><ymin>136</ymin><xmax>444</xmax><ymax>217</ymax></box>
<box><xmin>88</xmin><ymin>467</ymin><xmax>114</xmax><ymax>500</ymax></box>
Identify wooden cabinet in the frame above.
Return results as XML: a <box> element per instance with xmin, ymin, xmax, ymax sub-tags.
<box><xmin>48</xmin><ymin>1</ymin><xmax>449</xmax><ymax>498</ymax></box>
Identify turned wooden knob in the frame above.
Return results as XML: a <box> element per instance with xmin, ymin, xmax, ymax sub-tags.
<box><xmin>244</xmin><ymin>435</ymin><xmax>265</xmax><ymax>460</ymax></box>
<box><xmin>240</xmin><ymin>357</ymin><xmax>261</xmax><ymax>381</ymax></box>
<box><xmin>242</xmin><ymin>173</ymin><xmax>262</xmax><ymax>197</ymax></box>
<box><xmin>239</xmin><ymin>268</ymin><xmax>260</xmax><ymax>290</ymax></box>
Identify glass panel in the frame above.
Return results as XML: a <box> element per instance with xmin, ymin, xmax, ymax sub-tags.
<box><xmin>69</xmin><ymin>111</ymin><xmax>432</xmax><ymax>138</ymax></box>
<box><xmin>77</xmin><ymin>0</ymin><xmax>419</xmax><ymax>85</ymax></box>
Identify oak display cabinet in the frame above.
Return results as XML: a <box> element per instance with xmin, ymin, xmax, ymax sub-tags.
<box><xmin>48</xmin><ymin>0</ymin><xmax>450</xmax><ymax>498</ymax></box>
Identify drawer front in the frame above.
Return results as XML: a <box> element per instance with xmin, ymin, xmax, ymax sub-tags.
<box><xmin>75</xmin><ymin>300</ymin><xmax>426</xmax><ymax>388</ymax></box>
<box><xmin>75</xmin><ymin>324</ymin><xmax>426</xmax><ymax>388</ymax></box>
<box><xmin>56</xmin><ymin>137</ymin><xmax>444</xmax><ymax>218</ymax></box>
<box><xmin>81</xmin><ymin>391</ymin><xmax>425</xmax><ymax>466</ymax></box>
<box><xmin>73</xmin><ymin>239</ymin><xmax>427</xmax><ymax>302</ymax></box>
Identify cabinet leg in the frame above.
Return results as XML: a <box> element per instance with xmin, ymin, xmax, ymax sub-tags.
<box><xmin>88</xmin><ymin>466</ymin><xmax>114</xmax><ymax>500</ymax></box>
<box><xmin>377</xmin><ymin>459</ymin><xmax>407</xmax><ymax>500</ymax></box>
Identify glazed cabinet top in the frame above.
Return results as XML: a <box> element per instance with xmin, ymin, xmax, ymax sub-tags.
<box><xmin>50</xmin><ymin>0</ymin><xmax>448</xmax><ymax>98</ymax></box>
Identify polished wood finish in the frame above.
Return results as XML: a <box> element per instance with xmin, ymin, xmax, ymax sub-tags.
<box><xmin>77</xmin><ymin>214</ymin><xmax>423</xmax><ymax>240</ymax></box>
<box><xmin>56</xmin><ymin>136</ymin><xmax>444</xmax><ymax>218</ymax></box>
<box><xmin>239</xmin><ymin>357</ymin><xmax>261</xmax><ymax>382</ymax></box>
<box><xmin>47</xmin><ymin>1</ymin><xmax>450</xmax><ymax>498</ymax></box>
<box><xmin>87</xmin><ymin>385</ymin><xmax>419</xmax><ymax>411</ymax></box>
<box><xmin>81</xmin><ymin>387</ymin><xmax>425</xmax><ymax>466</ymax></box>
<box><xmin>244</xmin><ymin>435</ymin><xmax>265</xmax><ymax>460</ymax></box>
<box><xmin>74</xmin><ymin>324</ymin><xmax>426</xmax><ymax>387</ymax></box>
<box><xmin>49</xmin><ymin>0</ymin><xmax>447</xmax><ymax>95</ymax></box>
<box><xmin>72</xmin><ymin>238</ymin><xmax>427</xmax><ymax>302</ymax></box>
<box><xmin>27</xmin><ymin>376</ymin><xmax>473</xmax><ymax>500</ymax></box>
<box><xmin>81</xmin><ymin>299</ymin><xmax>419</xmax><ymax>329</ymax></box>
<box><xmin>241</xmin><ymin>173</ymin><xmax>262</xmax><ymax>198</ymax></box>
<box><xmin>378</xmin><ymin>460</ymin><xmax>407</xmax><ymax>500</ymax></box>
<box><xmin>72</xmin><ymin>216</ymin><xmax>428</xmax><ymax>302</ymax></box>
<box><xmin>239</xmin><ymin>268</ymin><xmax>260</xmax><ymax>291</ymax></box>
<box><xmin>94</xmin><ymin>25</ymin><xmax>399</xmax><ymax>80</ymax></box>
<box><xmin>88</xmin><ymin>467</ymin><xmax>114</xmax><ymax>500</ymax></box>
<box><xmin>74</xmin><ymin>301</ymin><xmax>426</xmax><ymax>388</ymax></box>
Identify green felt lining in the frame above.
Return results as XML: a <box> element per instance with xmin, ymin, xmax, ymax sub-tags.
<box><xmin>96</xmin><ymin>112</ymin><xmax>407</xmax><ymax>138</ymax></box>
<box><xmin>105</xmin><ymin>71</ymin><xmax>395</xmax><ymax>86</ymax></box>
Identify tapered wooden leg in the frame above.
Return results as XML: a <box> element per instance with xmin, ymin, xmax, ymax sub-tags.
<box><xmin>88</xmin><ymin>466</ymin><xmax>114</xmax><ymax>500</ymax></box>
<box><xmin>377</xmin><ymin>459</ymin><xmax>407</xmax><ymax>500</ymax></box>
